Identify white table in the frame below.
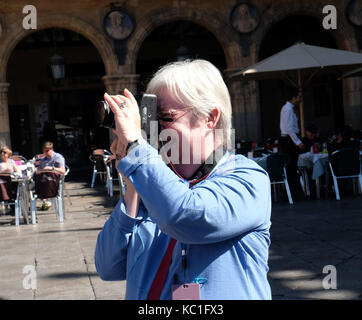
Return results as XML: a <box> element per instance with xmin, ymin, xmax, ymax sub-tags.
<box><xmin>297</xmin><ymin>152</ymin><xmax>329</xmax><ymax>199</ymax></box>
<box><xmin>14</xmin><ymin>163</ymin><xmax>36</xmax><ymax>225</ymax></box>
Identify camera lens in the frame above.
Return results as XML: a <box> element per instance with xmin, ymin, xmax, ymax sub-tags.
<box><xmin>95</xmin><ymin>100</ymin><xmax>114</xmax><ymax>128</ymax></box>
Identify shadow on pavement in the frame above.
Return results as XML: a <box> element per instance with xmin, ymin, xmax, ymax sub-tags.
<box><xmin>268</xmin><ymin>195</ymin><xmax>362</xmax><ymax>300</ymax></box>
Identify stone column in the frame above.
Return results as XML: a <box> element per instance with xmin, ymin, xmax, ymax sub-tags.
<box><xmin>224</xmin><ymin>69</ymin><xmax>262</xmax><ymax>142</ymax></box>
<box><xmin>343</xmin><ymin>77</ymin><xmax>362</xmax><ymax>129</ymax></box>
<box><xmin>102</xmin><ymin>74</ymin><xmax>140</xmax><ymax>95</ymax></box>
<box><xmin>101</xmin><ymin>74</ymin><xmax>140</xmax><ymax>143</ymax></box>
<box><xmin>0</xmin><ymin>82</ymin><xmax>11</xmax><ymax>147</ymax></box>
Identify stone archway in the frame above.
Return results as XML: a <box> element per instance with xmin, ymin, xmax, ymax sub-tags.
<box><xmin>124</xmin><ymin>8</ymin><xmax>242</xmax><ymax>74</ymax></box>
<box><xmin>0</xmin><ymin>13</ymin><xmax>118</xmax><ymax>148</ymax></box>
<box><xmin>253</xmin><ymin>4</ymin><xmax>359</xmax><ymax>61</ymax></box>
<box><xmin>122</xmin><ymin>7</ymin><xmax>247</xmax><ymax>140</ymax></box>
<box><xmin>251</xmin><ymin>5</ymin><xmax>362</xmax><ymax>134</ymax></box>
<box><xmin>255</xmin><ymin>11</ymin><xmax>357</xmax><ymax>141</ymax></box>
<box><xmin>0</xmin><ymin>14</ymin><xmax>118</xmax><ymax>82</ymax></box>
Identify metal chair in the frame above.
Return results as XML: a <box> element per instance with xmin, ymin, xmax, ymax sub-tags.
<box><xmin>104</xmin><ymin>155</ymin><xmax>125</xmax><ymax>197</ymax></box>
<box><xmin>298</xmin><ymin>167</ymin><xmax>311</xmax><ymax>197</ymax></box>
<box><xmin>328</xmin><ymin>148</ymin><xmax>361</xmax><ymax>200</ymax></box>
<box><xmin>89</xmin><ymin>149</ymin><xmax>111</xmax><ymax>188</ymax></box>
<box><xmin>0</xmin><ymin>173</ymin><xmax>22</xmax><ymax>225</ymax></box>
<box><xmin>265</xmin><ymin>153</ymin><xmax>293</xmax><ymax>205</ymax></box>
<box><xmin>29</xmin><ymin>165</ymin><xmax>70</xmax><ymax>223</ymax></box>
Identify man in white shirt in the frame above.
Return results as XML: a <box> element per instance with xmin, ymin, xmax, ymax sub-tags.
<box><xmin>280</xmin><ymin>88</ymin><xmax>304</xmax><ymax>198</ymax></box>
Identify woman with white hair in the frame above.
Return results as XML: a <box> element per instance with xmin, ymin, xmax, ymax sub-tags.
<box><xmin>95</xmin><ymin>59</ymin><xmax>272</xmax><ymax>300</ymax></box>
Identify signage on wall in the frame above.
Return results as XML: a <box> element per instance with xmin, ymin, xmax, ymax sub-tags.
<box><xmin>103</xmin><ymin>8</ymin><xmax>135</xmax><ymax>40</ymax></box>
<box><xmin>230</xmin><ymin>2</ymin><xmax>260</xmax><ymax>34</ymax></box>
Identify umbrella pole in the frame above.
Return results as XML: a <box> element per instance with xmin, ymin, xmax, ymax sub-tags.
<box><xmin>297</xmin><ymin>70</ymin><xmax>305</xmax><ymax>138</ymax></box>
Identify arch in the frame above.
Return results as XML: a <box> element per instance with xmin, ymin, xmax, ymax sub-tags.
<box><xmin>0</xmin><ymin>13</ymin><xmax>118</xmax><ymax>82</ymax></box>
<box><xmin>124</xmin><ymin>7</ymin><xmax>242</xmax><ymax>73</ymax></box>
<box><xmin>253</xmin><ymin>4</ymin><xmax>359</xmax><ymax>63</ymax></box>
<box><xmin>256</xmin><ymin>11</ymin><xmax>351</xmax><ymax>140</ymax></box>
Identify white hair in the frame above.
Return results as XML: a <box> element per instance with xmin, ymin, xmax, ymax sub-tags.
<box><xmin>146</xmin><ymin>59</ymin><xmax>233</xmax><ymax>147</ymax></box>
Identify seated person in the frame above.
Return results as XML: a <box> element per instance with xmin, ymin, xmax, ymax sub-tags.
<box><xmin>36</xmin><ymin>141</ymin><xmax>65</xmax><ymax>174</ymax></box>
<box><xmin>0</xmin><ymin>146</ymin><xmax>21</xmax><ymax>174</ymax></box>
<box><xmin>298</xmin><ymin>124</ymin><xmax>319</xmax><ymax>154</ymax></box>
<box><xmin>0</xmin><ymin>146</ymin><xmax>21</xmax><ymax>212</ymax></box>
<box><xmin>328</xmin><ymin>125</ymin><xmax>359</xmax><ymax>154</ymax></box>
<box><xmin>35</xmin><ymin>141</ymin><xmax>66</xmax><ymax>210</ymax></box>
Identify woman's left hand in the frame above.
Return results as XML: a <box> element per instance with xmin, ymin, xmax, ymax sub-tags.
<box><xmin>104</xmin><ymin>88</ymin><xmax>142</xmax><ymax>156</ymax></box>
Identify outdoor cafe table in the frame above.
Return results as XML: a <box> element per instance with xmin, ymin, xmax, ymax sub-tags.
<box><xmin>297</xmin><ymin>152</ymin><xmax>329</xmax><ymax>199</ymax></box>
<box><xmin>250</xmin><ymin>152</ymin><xmax>328</xmax><ymax>199</ymax></box>
<box><xmin>298</xmin><ymin>150</ymin><xmax>362</xmax><ymax>199</ymax></box>
<box><xmin>250</xmin><ymin>150</ymin><xmax>362</xmax><ymax>199</ymax></box>
<box><xmin>12</xmin><ymin>162</ymin><xmax>36</xmax><ymax>225</ymax></box>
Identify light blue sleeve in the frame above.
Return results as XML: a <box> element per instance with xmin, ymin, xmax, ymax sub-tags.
<box><xmin>118</xmin><ymin>144</ymin><xmax>271</xmax><ymax>245</ymax></box>
<box><xmin>94</xmin><ymin>200</ymin><xmax>141</xmax><ymax>281</ymax></box>
<box><xmin>55</xmin><ymin>153</ymin><xmax>65</xmax><ymax>168</ymax></box>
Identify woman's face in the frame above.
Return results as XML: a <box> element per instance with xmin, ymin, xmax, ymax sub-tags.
<box><xmin>157</xmin><ymin>89</ymin><xmax>209</xmax><ymax>165</ymax></box>
<box><xmin>1</xmin><ymin>150</ymin><xmax>9</xmax><ymax>161</ymax></box>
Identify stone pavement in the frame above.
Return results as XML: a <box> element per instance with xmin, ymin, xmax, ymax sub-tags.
<box><xmin>0</xmin><ymin>173</ymin><xmax>361</xmax><ymax>300</ymax></box>
<box><xmin>0</xmin><ymin>178</ymin><xmax>126</xmax><ymax>300</ymax></box>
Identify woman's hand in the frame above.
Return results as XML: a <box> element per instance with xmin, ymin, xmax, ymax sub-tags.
<box><xmin>104</xmin><ymin>88</ymin><xmax>142</xmax><ymax>157</ymax></box>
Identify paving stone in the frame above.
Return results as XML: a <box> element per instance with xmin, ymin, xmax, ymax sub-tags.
<box><xmin>1</xmin><ymin>178</ymin><xmax>361</xmax><ymax>300</ymax></box>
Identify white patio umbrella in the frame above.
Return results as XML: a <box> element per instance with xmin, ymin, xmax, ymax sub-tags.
<box><xmin>338</xmin><ymin>67</ymin><xmax>362</xmax><ymax>79</ymax></box>
<box><xmin>232</xmin><ymin>42</ymin><xmax>362</xmax><ymax>136</ymax></box>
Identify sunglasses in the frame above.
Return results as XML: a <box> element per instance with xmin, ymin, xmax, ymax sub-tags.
<box><xmin>157</xmin><ymin>107</ymin><xmax>193</xmax><ymax>123</ymax></box>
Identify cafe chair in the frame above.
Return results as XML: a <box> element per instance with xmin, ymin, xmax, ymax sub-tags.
<box><xmin>29</xmin><ymin>165</ymin><xmax>70</xmax><ymax>223</ymax></box>
<box><xmin>329</xmin><ymin>148</ymin><xmax>361</xmax><ymax>200</ymax></box>
<box><xmin>104</xmin><ymin>155</ymin><xmax>125</xmax><ymax>197</ymax></box>
<box><xmin>298</xmin><ymin>167</ymin><xmax>311</xmax><ymax>197</ymax></box>
<box><xmin>265</xmin><ymin>153</ymin><xmax>293</xmax><ymax>205</ymax></box>
<box><xmin>89</xmin><ymin>149</ymin><xmax>112</xmax><ymax>188</ymax></box>
<box><xmin>0</xmin><ymin>173</ymin><xmax>23</xmax><ymax>226</ymax></box>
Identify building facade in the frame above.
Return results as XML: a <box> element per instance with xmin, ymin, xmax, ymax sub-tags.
<box><xmin>0</xmin><ymin>0</ymin><xmax>361</xmax><ymax>164</ymax></box>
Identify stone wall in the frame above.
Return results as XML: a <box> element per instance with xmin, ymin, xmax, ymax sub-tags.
<box><xmin>0</xmin><ymin>0</ymin><xmax>360</xmax><ymax>149</ymax></box>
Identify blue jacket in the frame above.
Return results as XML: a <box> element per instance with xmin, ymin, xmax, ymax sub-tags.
<box><xmin>95</xmin><ymin>144</ymin><xmax>272</xmax><ymax>300</ymax></box>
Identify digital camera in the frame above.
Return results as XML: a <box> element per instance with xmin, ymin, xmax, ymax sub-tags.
<box><xmin>95</xmin><ymin>93</ymin><xmax>158</xmax><ymax>137</ymax></box>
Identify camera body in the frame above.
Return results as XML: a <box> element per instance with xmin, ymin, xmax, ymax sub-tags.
<box><xmin>96</xmin><ymin>93</ymin><xmax>158</xmax><ymax>139</ymax></box>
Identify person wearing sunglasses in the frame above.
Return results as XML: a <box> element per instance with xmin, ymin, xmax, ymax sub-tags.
<box><xmin>0</xmin><ymin>147</ymin><xmax>21</xmax><ymax>174</ymax></box>
<box><xmin>0</xmin><ymin>146</ymin><xmax>21</xmax><ymax>212</ymax></box>
<box><xmin>95</xmin><ymin>59</ymin><xmax>272</xmax><ymax>300</ymax></box>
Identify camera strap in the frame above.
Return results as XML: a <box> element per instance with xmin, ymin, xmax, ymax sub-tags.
<box><xmin>167</xmin><ymin>145</ymin><xmax>226</xmax><ymax>187</ymax></box>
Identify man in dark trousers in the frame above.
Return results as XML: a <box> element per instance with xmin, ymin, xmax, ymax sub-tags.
<box><xmin>279</xmin><ymin>88</ymin><xmax>304</xmax><ymax>199</ymax></box>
